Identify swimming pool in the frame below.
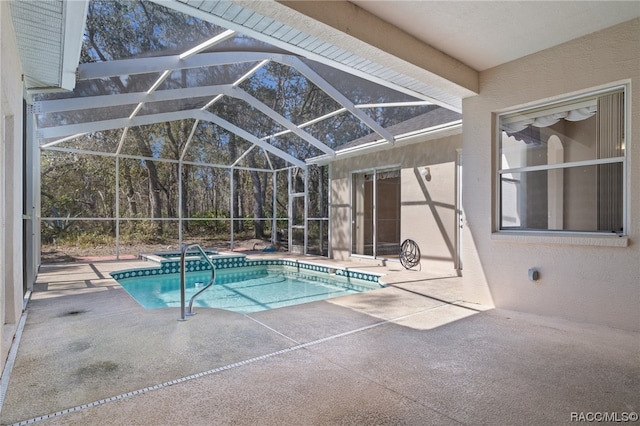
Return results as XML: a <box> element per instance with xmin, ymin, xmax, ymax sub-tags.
<box><xmin>115</xmin><ymin>265</ymin><xmax>382</xmax><ymax>314</ymax></box>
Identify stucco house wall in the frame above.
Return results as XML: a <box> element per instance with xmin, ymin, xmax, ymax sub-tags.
<box><xmin>461</xmin><ymin>18</ymin><xmax>640</xmax><ymax>331</ymax></box>
<box><xmin>1</xmin><ymin>1</ymin><xmax>26</xmax><ymax>371</ymax></box>
<box><xmin>330</xmin><ymin>132</ymin><xmax>461</xmax><ymax>274</ymax></box>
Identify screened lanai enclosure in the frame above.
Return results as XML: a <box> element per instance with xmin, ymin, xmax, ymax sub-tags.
<box><xmin>22</xmin><ymin>0</ymin><xmax>461</xmax><ymax>258</ymax></box>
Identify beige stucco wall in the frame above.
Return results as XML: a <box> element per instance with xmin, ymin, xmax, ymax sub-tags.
<box><xmin>330</xmin><ymin>132</ymin><xmax>461</xmax><ymax>274</ymax></box>
<box><xmin>1</xmin><ymin>1</ymin><xmax>25</xmax><ymax>369</ymax></box>
<box><xmin>461</xmin><ymin>18</ymin><xmax>640</xmax><ymax>331</ymax></box>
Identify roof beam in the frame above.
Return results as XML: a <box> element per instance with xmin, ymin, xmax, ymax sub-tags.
<box><xmin>231</xmin><ymin>145</ymin><xmax>257</xmax><ymax>167</ymax></box>
<box><xmin>180</xmin><ymin>120</ymin><xmax>201</xmax><ymax>162</ymax></box>
<box><xmin>200</xmin><ymin>58</ymin><xmax>270</xmax><ymax>111</ymax></box>
<box><xmin>61</xmin><ymin>0</ymin><xmax>89</xmax><ymax>90</ymax></box>
<box><xmin>40</xmin><ymin>146</ymin><xmax>276</xmax><ymax>173</ymax></box>
<box><xmin>34</xmin><ymin>85</ymin><xmax>233</xmax><ymax>113</ymax></box>
<box><xmin>40</xmin><ymin>133</ymin><xmax>87</xmax><ymax>149</ymax></box>
<box><xmin>38</xmin><ymin>108</ymin><xmax>306</xmax><ymax>169</ymax></box>
<box><xmin>261</xmin><ymin>0</ymin><xmax>478</xmax><ymax>98</ymax></box>
<box><xmin>126</xmin><ymin>30</ymin><xmax>238</xmax><ymax>122</ymax></box>
<box><xmin>282</xmin><ymin>56</ymin><xmax>395</xmax><ymax>144</ymax></box>
<box><xmin>38</xmin><ymin>110</ymin><xmax>197</xmax><ymax>139</ymax></box>
<box><xmin>258</xmin><ymin>107</ymin><xmax>347</xmax><ymax>141</ymax></box>
<box><xmin>230</xmin><ymin>87</ymin><xmax>335</xmax><ymax>156</ymax></box>
<box><xmin>37</xmin><ymin>84</ymin><xmax>334</xmax><ymax>157</ymax></box>
<box><xmin>195</xmin><ymin>110</ymin><xmax>306</xmax><ymax>169</ymax></box>
<box><xmin>179</xmin><ymin>30</ymin><xmax>236</xmax><ymax>59</ymax></box>
<box><xmin>155</xmin><ymin>0</ymin><xmax>465</xmax><ymax>108</ymax></box>
<box><xmin>77</xmin><ymin>51</ymin><xmax>278</xmax><ymax>80</ymax></box>
<box><xmin>38</xmin><ymin>93</ymin><xmax>378</xmax><ymax>151</ymax></box>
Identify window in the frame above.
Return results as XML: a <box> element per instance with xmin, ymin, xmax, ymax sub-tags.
<box><xmin>498</xmin><ymin>87</ymin><xmax>626</xmax><ymax>234</ymax></box>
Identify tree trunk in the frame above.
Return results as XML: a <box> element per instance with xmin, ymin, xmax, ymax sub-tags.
<box><xmin>250</xmin><ymin>170</ymin><xmax>265</xmax><ymax>238</ymax></box>
<box><xmin>165</xmin><ymin>121</ymin><xmax>190</xmax><ymax>231</ymax></box>
<box><xmin>248</xmin><ymin>154</ymin><xmax>265</xmax><ymax>239</ymax></box>
<box><xmin>147</xmin><ymin>161</ymin><xmax>163</xmax><ymax>237</ymax></box>
<box><xmin>229</xmin><ymin>135</ymin><xmax>241</xmax><ymax>232</ymax></box>
<box><xmin>132</xmin><ymin>128</ymin><xmax>163</xmax><ymax>236</ymax></box>
<box><xmin>122</xmin><ymin>161</ymin><xmax>137</xmax><ymax>217</ymax></box>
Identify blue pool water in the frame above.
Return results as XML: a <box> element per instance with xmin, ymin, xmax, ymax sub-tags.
<box><xmin>116</xmin><ymin>266</ymin><xmax>380</xmax><ymax>313</ymax></box>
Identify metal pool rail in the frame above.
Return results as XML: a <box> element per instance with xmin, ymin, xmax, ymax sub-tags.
<box><xmin>180</xmin><ymin>243</ymin><xmax>216</xmax><ymax>321</ymax></box>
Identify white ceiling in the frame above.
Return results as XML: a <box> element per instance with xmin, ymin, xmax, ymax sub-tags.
<box><xmin>352</xmin><ymin>1</ymin><xmax>640</xmax><ymax>71</ymax></box>
<box><xmin>9</xmin><ymin>0</ymin><xmax>88</xmax><ymax>90</ymax></box>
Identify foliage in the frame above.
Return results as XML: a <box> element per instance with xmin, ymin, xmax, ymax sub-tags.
<box><xmin>40</xmin><ymin>0</ymin><xmax>420</xmax><ymax>250</ymax></box>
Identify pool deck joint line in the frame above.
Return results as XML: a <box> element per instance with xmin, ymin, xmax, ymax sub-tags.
<box><xmin>8</xmin><ymin>302</ymin><xmax>462</xmax><ymax>426</ymax></box>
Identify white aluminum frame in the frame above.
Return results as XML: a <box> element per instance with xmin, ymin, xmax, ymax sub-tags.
<box><xmin>33</xmin><ymin>18</ymin><xmax>443</xmax><ymax>262</ymax></box>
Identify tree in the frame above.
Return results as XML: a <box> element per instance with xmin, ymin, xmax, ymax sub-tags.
<box><xmin>40</xmin><ymin>0</ymin><xmax>432</xmax><ymax>251</ymax></box>
<box><xmin>81</xmin><ymin>1</ymin><xmax>222</xmax><ymax>237</ymax></box>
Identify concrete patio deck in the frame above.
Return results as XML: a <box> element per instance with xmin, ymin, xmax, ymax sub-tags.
<box><xmin>0</xmin><ymin>255</ymin><xmax>638</xmax><ymax>425</ymax></box>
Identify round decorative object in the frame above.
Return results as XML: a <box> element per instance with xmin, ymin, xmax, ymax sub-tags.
<box><xmin>399</xmin><ymin>239</ymin><xmax>421</xmax><ymax>269</ymax></box>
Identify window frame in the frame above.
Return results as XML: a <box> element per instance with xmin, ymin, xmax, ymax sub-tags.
<box><xmin>350</xmin><ymin>165</ymin><xmax>402</xmax><ymax>259</ymax></box>
<box><xmin>494</xmin><ymin>84</ymin><xmax>629</xmax><ymax>239</ymax></box>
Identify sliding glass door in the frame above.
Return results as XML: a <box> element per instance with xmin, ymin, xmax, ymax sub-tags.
<box><xmin>352</xmin><ymin>171</ymin><xmax>374</xmax><ymax>256</ymax></box>
<box><xmin>351</xmin><ymin>168</ymin><xmax>401</xmax><ymax>258</ymax></box>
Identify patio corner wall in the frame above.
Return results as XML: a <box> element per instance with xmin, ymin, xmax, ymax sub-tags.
<box><xmin>329</xmin><ymin>132</ymin><xmax>461</xmax><ymax>274</ymax></box>
<box><xmin>0</xmin><ymin>1</ymin><xmax>26</xmax><ymax>370</ymax></box>
<box><xmin>461</xmin><ymin>18</ymin><xmax>640</xmax><ymax>331</ymax></box>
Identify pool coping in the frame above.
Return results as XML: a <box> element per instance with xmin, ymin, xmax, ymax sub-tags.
<box><xmin>111</xmin><ymin>251</ymin><xmax>384</xmax><ymax>285</ymax></box>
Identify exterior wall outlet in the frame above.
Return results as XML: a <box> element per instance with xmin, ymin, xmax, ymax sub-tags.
<box><xmin>528</xmin><ymin>268</ymin><xmax>540</xmax><ymax>281</ymax></box>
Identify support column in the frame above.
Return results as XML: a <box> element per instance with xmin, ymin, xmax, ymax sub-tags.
<box><xmin>115</xmin><ymin>156</ymin><xmax>120</xmax><ymax>259</ymax></box>
<box><xmin>272</xmin><ymin>171</ymin><xmax>277</xmax><ymax>245</ymax></box>
<box><xmin>229</xmin><ymin>168</ymin><xmax>234</xmax><ymax>250</ymax></box>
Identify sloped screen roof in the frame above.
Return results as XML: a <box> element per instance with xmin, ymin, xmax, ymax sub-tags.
<box><xmin>33</xmin><ymin>0</ymin><xmax>461</xmax><ymax>170</ymax></box>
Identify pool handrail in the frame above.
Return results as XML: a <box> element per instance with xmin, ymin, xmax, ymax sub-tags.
<box><xmin>179</xmin><ymin>243</ymin><xmax>216</xmax><ymax>321</ymax></box>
